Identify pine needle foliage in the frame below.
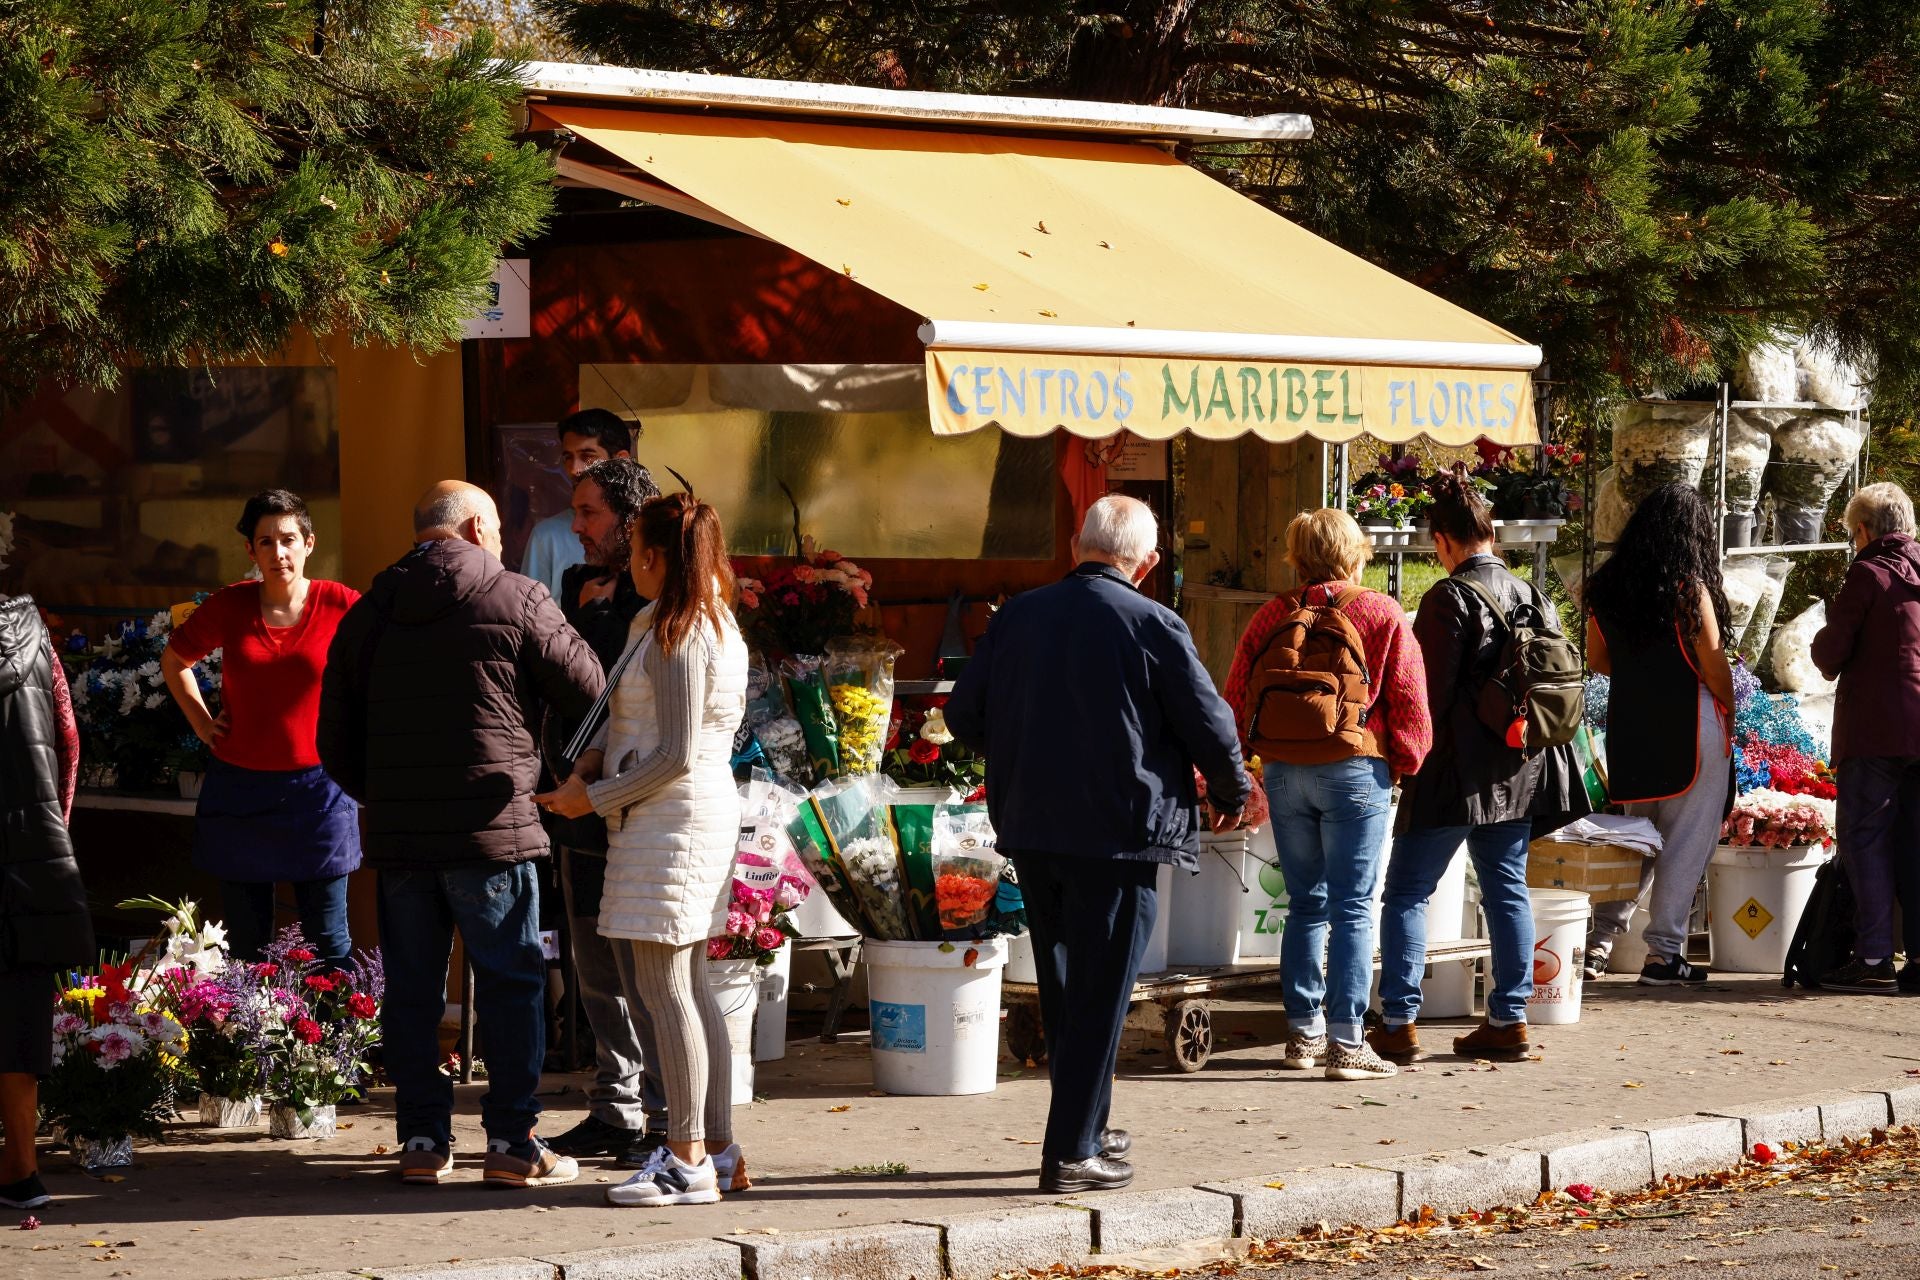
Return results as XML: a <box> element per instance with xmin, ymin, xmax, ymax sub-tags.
<box><xmin>0</xmin><ymin>0</ymin><xmax>555</xmax><ymax>399</ymax></box>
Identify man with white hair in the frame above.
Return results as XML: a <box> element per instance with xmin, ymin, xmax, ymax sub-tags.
<box><xmin>1812</xmin><ymin>481</ymin><xmax>1920</xmax><ymax>993</ymax></box>
<box><xmin>948</xmin><ymin>494</ymin><xmax>1248</xmax><ymax>1193</ymax></box>
<box><xmin>319</xmin><ymin>480</ymin><xmax>603</xmax><ymax>1188</ymax></box>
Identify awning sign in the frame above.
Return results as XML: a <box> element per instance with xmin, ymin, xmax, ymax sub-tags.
<box><xmin>926</xmin><ymin>350</ymin><xmax>1534</xmax><ymax>446</ymax></box>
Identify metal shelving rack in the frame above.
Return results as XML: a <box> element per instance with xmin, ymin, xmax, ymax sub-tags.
<box><xmin>1704</xmin><ymin>383</ymin><xmax>1869</xmax><ymax>560</ymax></box>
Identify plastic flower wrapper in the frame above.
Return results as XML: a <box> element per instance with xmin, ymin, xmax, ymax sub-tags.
<box><xmin>811</xmin><ymin>774</ymin><xmax>913</xmax><ymax>940</ymax></box>
<box><xmin>1766</xmin><ymin>415</ymin><xmax>1864</xmax><ymax>512</ymax></box>
<box><xmin>784</xmin><ymin>781</ymin><xmax>867</xmax><ymax>933</ymax></box>
<box><xmin>1611</xmin><ymin>401</ymin><xmax>1715</xmax><ymax>506</ymax></box>
<box><xmin>932</xmin><ymin>804</ymin><xmax>1004</xmax><ymax>937</ymax></box>
<box><xmin>825</xmin><ymin>636</ymin><xmax>905</xmax><ymax>775</ymax></box>
<box><xmin>1583</xmin><ymin>674</ymin><xmax>1610</xmax><ymax>732</ymax></box>
<box><xmin>781</xmin><ymin>655</ymin><xmax>840</xmax><ymax>778</ymax></box>
<box><xmin>713</xmin><ymin>775</ymin><xmax>811</xmax><ymax>965</ymax></box>
<box><xmin>745</xmin><ymin>653</ymin><xmax>814</xmax><ymax>785</ymax></box>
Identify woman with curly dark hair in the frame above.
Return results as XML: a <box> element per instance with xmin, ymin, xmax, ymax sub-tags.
<box><xmin>1584</xmin><ymin>483</ymin><xmax>1736</xmax><ymax>987</ymax></box>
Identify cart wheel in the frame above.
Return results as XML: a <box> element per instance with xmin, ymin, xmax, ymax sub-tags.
<box><xmin>1005</xmin><ymin>1004</ymin><xmax>1046</xmax><ymax>1064</ymax></box>
<box><xmin>1166</xmin><ymin>1000</ymin><xmax>1212</xmax><ymax>1073</ymax></box>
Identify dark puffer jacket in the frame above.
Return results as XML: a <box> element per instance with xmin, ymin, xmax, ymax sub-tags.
<box><xmin>318</xmin><ymin>538</ymin><xmax>603</xmax><ymax>869</ymax></box>
<box><xmin>0</xmin><ymin>597</ymin><xmax>93</xmax><ymax>971</ymax></box>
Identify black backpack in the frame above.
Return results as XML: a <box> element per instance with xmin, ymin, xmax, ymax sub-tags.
<box><xmin>1782</xmin><ymin>857</ymin><xmax>1856</xmax><ymax>990</ymax></box>
<box><xmin>1454</xmin><ymin>577</ymin><xmax>1585</xmax><ymax>752</ymax></box>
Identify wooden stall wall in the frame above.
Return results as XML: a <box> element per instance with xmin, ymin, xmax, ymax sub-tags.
<box><xmin>1180</xmin><ymin>436</ymin><xmax>1327</xmax><ymax>689</ymax></box>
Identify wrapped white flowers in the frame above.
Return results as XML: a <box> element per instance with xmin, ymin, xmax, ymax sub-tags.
<box><xmin>1592</xmin><ymin>468</ymin><xmax>1633</xmax><ymax>546</ymax></box>
<box><xmin>1736</xmin><ymin>558</ymin><xmax>1790</xmax><ymax>666</ymax></box>
<box><xmin>1722</xmin><ymin>560</ymin><xmax>1767</xmax><ymax>642</ymax></box>
<box><xmin>1765</xmin><ymin>414</ymin><xmax>1863</xmax><ymax>538</ymax></box>
<box><xmin>1704</xmin><ymin>409</ymin><xmax>1781</xmax><ymax>519</ymax></box>
<box><xmin>1613</xmin><ymin>401</ymin><xmax>1716</xmax><ymax>507</ymax></box>
<box><xmin>1768</xmin><ymin>601</ymin><xmax>1836</xmax><ymax>696</ymax></box>
<box><xmin>1734</xmin><ymin>342</ymin><xmax>1799</xmax><ymax>404</ymax></box>
<box><xmin>1794</xmin><ymin>339</ymin><xmax>1867</xmax><ymax>412</ymax></box>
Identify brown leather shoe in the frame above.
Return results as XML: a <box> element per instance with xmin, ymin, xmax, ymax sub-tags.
<box><xmin>1367</xmin><ymin>1023</ymin><xmax>1430</xmax><ymax>1064</ymax></box>
<box><xmin>1452</xmin><ymin>1019</ymin><xmax>1531</xmax><ymax>1061</ymax></box>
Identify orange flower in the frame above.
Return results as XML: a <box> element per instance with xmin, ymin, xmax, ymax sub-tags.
<box><xmin>268</xmin><ymin>240</ymin><xmax>288</xmax><ymax>257</ymax></box>
<box><xmin>1388</xmin><ymin>483</ymin><xmax>1406</xmax><ymax>499</ymax></box>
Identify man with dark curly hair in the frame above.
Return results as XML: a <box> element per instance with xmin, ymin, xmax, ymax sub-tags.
<box><xmin>542</xmin><ymin>455</ymin><xmax>669</xmax><ymax>1164</ymax></box>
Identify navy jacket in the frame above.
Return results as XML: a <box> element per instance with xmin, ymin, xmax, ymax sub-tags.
<box><xmin>947</xmin><ymin>563</ymin><xmax>1249</xmax><ymax>869</ymax></box>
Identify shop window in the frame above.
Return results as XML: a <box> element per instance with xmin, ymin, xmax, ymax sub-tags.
<box><xmin>0</xmin><ymin>369</ymin><xmax>342</xmax><ymax>614</ymax></box>
<box><xmin>495</xmin><ymin>364</ymin><xmax>1058</xmax><ymax>567</ymax></box>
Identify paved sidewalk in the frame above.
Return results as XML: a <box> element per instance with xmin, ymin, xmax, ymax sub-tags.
<box><xmin>6</xmin><ymin>974</ymin><xmax>1918</xmax><ymax>1280</ymax></box>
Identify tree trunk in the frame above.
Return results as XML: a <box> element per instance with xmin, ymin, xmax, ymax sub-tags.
<box><xmin>1061</xmin><ymin>1</ymin><xmax>1201</xmax><ymax>106</ymax></box>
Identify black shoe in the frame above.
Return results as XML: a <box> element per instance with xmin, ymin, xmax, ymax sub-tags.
<box><xmin>614</xmin><ymin>1132</ymin><xmax>671</xmax><ymax>1169</ymax></box>
<box><xmin>1039</xmin><ymin>1155</ymin><xmax>1134</xmax><ymax>1194</ymax></box>
<box><xmin>1900</xmin><ymin>961</ymin><xmax>1920</xmax><ymax>994</ymax></box>
<box><xmin>0</xmin><ymin>1173</ymin><xmax>50</xmax><ymax>1210</ymax></box>
<box><xmin>1639</xmin><ymin>956</ymin><xmax>1710</xmax><ymax>987</ymax></box>
<box><xmin>1099</xmin><ymin>1128</ymin><xmax>1131</xmax><ymax>1159</ymax></box>
<box><xmin>1824</xmin><ymin>958</ymin><xmax>1899</xmax><ymax>994</ymax></box>
<box><xmin>545</xmin><ymin>1115</ymin><xmax>646</xmax><ymax>1158</ymax></box>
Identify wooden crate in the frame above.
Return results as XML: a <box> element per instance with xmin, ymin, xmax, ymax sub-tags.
<box><xmin>1526</xmin><ymin>839</ymin><xmax>1646</xmax><ymax>904</ymax></box>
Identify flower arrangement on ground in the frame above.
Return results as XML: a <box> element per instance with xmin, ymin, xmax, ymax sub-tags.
<box><xmin>252</xmin><ymin>930</ymin><xmax>384</xmax><ymax>1136</ymax></box>
<box><xmin>63</xmin><ymin>606</ymin><xmax>218</xmax><ymax>790</ymax></box>
<box><xmin>734</xmin><ymin>544</ymin><xmax>874</xmax><ymax>658</ymax></box>
<box><xmin>118</xmin><ymin>896</ymin><xmax>266</xmax><ymax>1121</ymax></box>
<box><xmin>1721</xmin><ymin>788</ymin><xmax>1836</xmax><ymax>849</ymax></box>
<box><xmin>43</xmin><ymin>961</ymin><xmax>191</xmax><ymax>1156</ymax></box>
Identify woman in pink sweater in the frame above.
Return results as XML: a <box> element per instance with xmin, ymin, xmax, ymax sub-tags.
<box><xmin>1225</xmin><ymin>509</ymin><xmax>1431</xmax><ymax>1083</ymax></box>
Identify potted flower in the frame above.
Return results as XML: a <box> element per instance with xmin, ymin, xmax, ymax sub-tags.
<box><xmin>253</xmin><ymin>931</ymin><xmax>384</xmax><ymax>1140</ymax></box>
<box><xmin>43</xmin><ymin>963</ymin><xmax>190</xmax><ymax>1169</ymax></box>
<box><xmin>122</xmin><ymin>896</ymin><xmax>265</xmax><ymax>1127</ymax></box>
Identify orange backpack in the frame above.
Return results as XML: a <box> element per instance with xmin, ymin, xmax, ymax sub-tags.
<box><xmin>1245</xmin><ymin>586</ymin><xmax>1378</xmax><ymax>765</ymax></box>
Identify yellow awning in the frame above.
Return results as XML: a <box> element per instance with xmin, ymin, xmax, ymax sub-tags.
<box><xmin>538</xmin><ymin>104</ymin><xmax>1540</xmax><ymax>446</ymax></box>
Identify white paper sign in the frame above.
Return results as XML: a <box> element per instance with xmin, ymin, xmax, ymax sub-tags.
<box><xmin>462</xmin><ymin>258</ymin><xmax>530</xmax><ymax>340</ymax></box>
<box><xmin>1105</xmin><ymin>432</ymin><xmax>1169</xmax><ymax>481</ymax></box>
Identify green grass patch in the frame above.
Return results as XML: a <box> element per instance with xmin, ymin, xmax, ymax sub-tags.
<box><xmin>833</xmin><ymin>1162</ymin><xmax>910</xmax><ymax>1176</ymax></box>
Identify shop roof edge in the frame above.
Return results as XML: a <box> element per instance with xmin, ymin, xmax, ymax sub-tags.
<box><xmin>516</xmin><ymin>61</ymin><xmax>1313</xmax><ymax>142</ymax></box>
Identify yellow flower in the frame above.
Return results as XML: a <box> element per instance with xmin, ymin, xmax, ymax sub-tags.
<box><xmin>269</xmin><ymin>240</ymin><xmax>289</xmax><ymax>257</ymax></box>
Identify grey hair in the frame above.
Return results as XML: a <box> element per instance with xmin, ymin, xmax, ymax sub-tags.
<box><xmin>1077</xmin><ymin>494</ymin><xmax>1158</xmax><ymax>569</ymax></box>
<box><xmin>1845</xmin><ymin>482</ymin><xmax>1916</xmax><ymax>541</ymax></box>
<box><xmin>415</xmin><ymin>487</ymin><xmax>484</xmax><ymax>536</ymax></box>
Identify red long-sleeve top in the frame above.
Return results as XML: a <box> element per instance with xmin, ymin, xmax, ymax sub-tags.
<box><xmin>1223</xmin><ymin>583</ymin><xmax>1434</xmax><ymax>779</ymax></box>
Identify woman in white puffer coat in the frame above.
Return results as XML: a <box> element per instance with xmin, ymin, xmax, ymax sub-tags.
<box><xmin>537</xmin><ymin>492</ymin><xmax>748</xmax><ymax>1207</ymax></box>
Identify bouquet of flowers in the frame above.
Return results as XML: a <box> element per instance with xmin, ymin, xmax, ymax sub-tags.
<box><xmin>883</xmin><ymin>701</ymin><xmax>985</xmax><ymax>794</ymax></box>
<box><xmin>1721</xmin><ymin>788</ymin><xmax>1836</xmax><ymax>848</ymax></box>
<box><xmin>735</xmin><ymin>546</ymin><xmax>874</xmax><ymax>659</ymax></box>
<box><xmin>1612</xmin><ymin>401</ymin><xmax>1716</xmax><ymax>507</ymax></box>
<box><xmin>44</xmin><ymin>961</ymin><xmax>191</xmax><ymax>1149</ymax></box>
<box><xmin>63</xmin><ymin>606</ymin><xmax>219</xmax><ymax>791</ymax></box>
<box><xmin>253</xmin><ymin>930</ymin><xmax>383</xmax><ymax>1132</ymax></box>
<box><xmin>825</xmin><ymin>636</ymin><xmax>904</xmax><ymax>776</ymax></box>
<box><xmin>711</xmin><ymin>782</ymin><xmax>812</xmax><ymax>965</ymax></box>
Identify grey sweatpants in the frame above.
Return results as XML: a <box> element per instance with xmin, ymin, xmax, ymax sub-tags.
<box><xmin>620</xmin><ymin>939</ymin><xmax>735</xmax><ymax>1147</ymax></box>
<box><xmin>1592</xmin><ymin>687</ymin><xmax>1732</xmax><ymax>963</ymax></box>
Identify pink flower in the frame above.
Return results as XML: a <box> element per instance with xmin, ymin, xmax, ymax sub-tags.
<box><xmin>707</xmin><ymin>937</ymin><xmax>733</xmax><ymax>960</ymax></box>
<box><xmin>753</xmin><ymin>926</ymin><xmax>786</xmax><ymax>952</ymax></box>
<box><xmin>775</xmin><ymin>877</ymin><xmax>809</xmax><ymax>909</ymax></box>
<box><xmin>51</xmin><ymin>1013</ymin><xmax>85</xmax><ymax>1037</ymax></box>
<box><xmin>849</xmin><ymin>586</ymin><xmax>869</xmax><ymax>608</ymax></box>
<box><xmin>93</xmin><ymin>1029</ymin><xmax>136</xmax><ymax>1066</ymax></box>
<box><xmin>782</xmin><ymin>591</ymin><xmax>800</xmax><ymax>607</ymax></box>
<box><xmin>726</xmin><ymin>909</ymin><xmax>754</xmax><ymax>937</ymax></box>
<box><xmin>792</xmin><ymin>564</ymin><xmax>816</xmax><ymax>584</ymax></box>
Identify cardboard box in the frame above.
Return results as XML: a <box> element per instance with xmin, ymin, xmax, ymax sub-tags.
<box><xmin>1527</xmin><ymin>839</ymin><xmax>1646</xmax><ymax>904</ymax></box>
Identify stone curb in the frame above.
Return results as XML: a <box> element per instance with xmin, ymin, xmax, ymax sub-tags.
<box><xmin>263</xmin><ymin>1076</ymin><xmax>1920</xmax><ymax>1280</ymax></box>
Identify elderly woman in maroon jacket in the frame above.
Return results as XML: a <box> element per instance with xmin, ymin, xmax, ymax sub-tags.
<box><xmin>1811</xmin><ymin>482</ymin><xmax>1920</xmax><ymax>995</ymax></box>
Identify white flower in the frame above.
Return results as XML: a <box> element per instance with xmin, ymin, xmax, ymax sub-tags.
<box><xmin>919</xmin><ymin>710</ymin><xmax>955</xmax><ymax>745</ymax></box>
<box><xmin>52</xmin><ymin>1012</ymin><xmax>85</xmax><ymax>1037</ymax></box>
<box><xmin>144</xmin><ymin>692</ymin><xmax>167</xmax><ymax>710</ymax></box>
<box><xmin>148</xmin><ymin>610</ymin><xmax>173</xmax><ymax>637</ymax></box>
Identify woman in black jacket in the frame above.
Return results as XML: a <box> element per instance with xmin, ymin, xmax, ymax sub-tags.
<box><xmin>0</xmin><ymin>595</ymin><xmax>93</xmax><ymax>1210</ymax></box>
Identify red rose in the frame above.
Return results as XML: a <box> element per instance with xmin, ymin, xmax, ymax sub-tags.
<box><xmin>304</xmin><ymin>975</ymin><xmax>336</xmax><ymax>993</ymax></box>
<box><xmin>909</xmin><ymin>739</ymin><xmax>940</xmax><ymax>765</ymax></box>
<box><xmin>347</xmin><ymin>992</ymin><xmax>378</xmax><ymax>1020</ymax></box>
<box><xmin>293</xmin><ymin>1018</ymin><xmax>324</xmax><ymax>1046</ymax></box>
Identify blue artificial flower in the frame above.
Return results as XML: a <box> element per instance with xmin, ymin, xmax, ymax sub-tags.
<box><xmin>65</xmin><ymin>631</ymin><xmax>88</xmax><ymax>653</ymax></box>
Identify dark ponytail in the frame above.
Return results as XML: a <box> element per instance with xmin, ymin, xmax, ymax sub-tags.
<box><xmin>1427</xmin><ymin>464</ymin><xmax>1495</xmax><ymax>545</ymax></box>
<box><xmin>637</xmin><ymin>493</ymin><xmax>735</xmax><ymax>656</ymax></box>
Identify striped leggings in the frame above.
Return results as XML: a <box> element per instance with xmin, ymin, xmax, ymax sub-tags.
<box><xmin>620</xmin><ymin>939</ymin><xmax>734</xmax><ymax>1146</ymax></box>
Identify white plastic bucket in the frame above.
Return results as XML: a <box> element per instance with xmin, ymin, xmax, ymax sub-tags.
<box><xmin>864</xmin><ymin>936</ymin><xmax>1009</xmax><ymax>1096</ymax></box>
<box><xmin>1527</xmin><ymin>888</ymin><xmax>1590</xmax><ymax>1025</ymax></box>
<box><xmin>1708</xmin><ymin>844</ymin><xmax>1828</xmax><ymax>973</ymax></box>
<box><xmin>706</xmin><ymin>958</ymin><xmax>758</xmax><ymax>1104</ymax></box>
<box><xmin>1140</xmin><ymin>863</ymin><xmax>1174</xmax><ymax>974</ymax></box>
<box><xmin>1169</xmin><ymin>832</ymin><xmax>1253</xmax><ymax>967</ymax></box>
<box><xmin>1237</xmin><ymin>823</ymin><xmax>1286</xmax><ymax>959</ymax></box>
<box><xmin>753</xmin><ymin>944</ymin><xmax>792</xmax><ymax>1063</ymax></box>
<box><xmin>1004</xmin><ymin>932</ymin><xmax>1037</xmax><ymax>984</ymax></box>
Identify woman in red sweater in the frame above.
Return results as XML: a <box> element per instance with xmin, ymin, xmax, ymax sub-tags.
<box><xmin>1224</xmin><ymin>509</ymin><xmax>1431</xmax><ymax>1083</ymax></box>
<box><xmin>163</xmin><ymin>490</ymin><xmax>362</xmax><ymax>965</ymax></box>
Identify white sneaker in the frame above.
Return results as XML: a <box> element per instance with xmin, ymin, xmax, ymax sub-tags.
<box><xmin>712</xmin><ymin>1142</ymin><xmax>751</xmax><ymax>1192</ymax></box>
<box><xmin>606</xmin><ymin>1152</ymin><xmax>721</xmax><ymax>1207</ymax></box>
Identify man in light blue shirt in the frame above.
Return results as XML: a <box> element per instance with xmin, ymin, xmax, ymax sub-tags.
<box><xmin>522</xmin><ymin>409</ymin><xmax>635</xmax><ymax>598</ymax></box>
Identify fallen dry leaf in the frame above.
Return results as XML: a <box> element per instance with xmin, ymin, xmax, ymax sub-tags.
<box><xmin>1623</xmin><ymin>1081</ymin><xmax>1645</xmax><ymax>1088</ymax></box>
<box><xmin>827</xmin><ymin>1105</ymin><xmax>850</xmax><ymax>1113</ymax></box>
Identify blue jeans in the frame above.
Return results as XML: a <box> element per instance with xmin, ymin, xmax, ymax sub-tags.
<box><xmin>378</xmin><ymin>862</ymin><xmax>547</xmax><ymax>1148</ymax></box>
<box><xmin>1264</xmin><ymin>757</ymin><xmax>1392</xmax><ymax>1047</ymax></box>
<box><xmin>222</xmin><ymin>876</ymin><xmax>352</xmax><ymax>969</ymax></box>
<box><xmin>1381</xmin><ymin>821</ymin><xmax>1534</xmax><ymax>1026</ymax></box>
